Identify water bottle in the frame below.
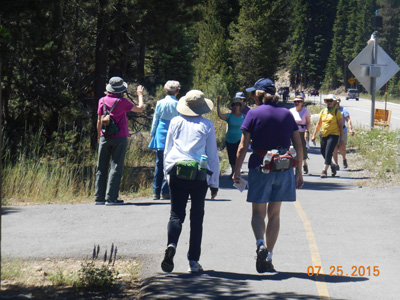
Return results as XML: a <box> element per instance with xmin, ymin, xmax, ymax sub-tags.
<box><xmin>289</xmin><ymin>146</ymin><xmax>297</xmax><ymax>159</ymax></box>
<box><xmin>261</xmin><ymin>152</ymin><xmax>272</xmax><ymax>174</ymax></box>
<box><xmin>199</xmin><ymin>155</ymin><xmax>208</xmax><ymax>180</ymax></box>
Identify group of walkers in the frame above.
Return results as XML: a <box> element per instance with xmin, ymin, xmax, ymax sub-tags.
<box><xmin>94</xmin><ymin>76</ymin><xmax>353</xmax><ymax>274</ymax></box>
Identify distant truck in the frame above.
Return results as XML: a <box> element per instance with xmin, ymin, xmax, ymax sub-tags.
<box><xmin>346</xmin><ymin>89</ymin><xmax>359</xmax><ymax>101</ymax></box>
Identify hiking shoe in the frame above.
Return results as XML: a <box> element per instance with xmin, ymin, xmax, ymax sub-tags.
<box><xmin>153</xmin><ymin>194</ymin><xmax>160</xmax><ymax>200</ymax></box>
<box><xmin>256</xmin><ymin>244</ymin><xmax>269</xmax><ymax>273</ymax></box>
<box><xmin>320</xmin><ymin>170</ymin><xmax>327</xmax><ymax>178</ymax></box>
<box><xmin>161</xmin><ymin>245</ymin><xmax>175</xmax><ymax>273</ymax></box>
<box><xmin>161</xmin><ymin>194</ymin><xmax>170</xmax><ymax>200</ymax></box>
<box><xmin>105</xmin><ymin>199</ymin><xmax>124</xmax><ymax>206</ymax></box>
<box><xmin>331</xmin><ymin>164</ymin><xmax>336</xmax><ymax>177</ymax></box>
<box><xmin>335</xmin><ymin>164</ymin><xmax>340</xmax><ymax>171</ymax></box>
<box><xmin>188</xmin><ymin>260</ymin><xmax>203</xmax><ymax>273</ymax></box>
<box><xmin>265</xmin><ymin>260</ymin><xmax>276</xmax><ymax>273</ymax></box>
<box><xmin>343</xmin><ymin>159</ymin><xmax>348</xmax><ymax>169</ymax></box>
<box><xmin>303</xmin><ymin>164</ymin><xmax>308</xmax><ymax>174</ymax></box>
<box><xmin>95</xmin><ymin>201</ymin><xmax>105</xmax><ymax>205</ymax></box>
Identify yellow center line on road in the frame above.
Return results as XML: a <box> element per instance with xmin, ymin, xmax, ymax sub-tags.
<box><xmin>294</xmin><ymin>200</ymin><xmax>330</xmax><ymax>300</ymax></box>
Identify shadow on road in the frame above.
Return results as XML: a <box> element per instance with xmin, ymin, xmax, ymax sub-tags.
<box><xmin>1</xmin><ymin>207</ymin><xmax>20</xmax><ymax>215</ymax></box>
<box><xmin>140</xmin><ymin>269</ymin><xmax>365</xmax><ymax>299</ymax></box>
<box><xmin>302</xmin><ymin>181</ymin><xmax>354</xmax><ymax>191</ymax></box>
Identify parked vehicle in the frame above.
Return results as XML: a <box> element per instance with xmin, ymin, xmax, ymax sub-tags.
<box><xmin>310</xmin><ymin>89</ymin><xmax>319</xmax><ymax>96</ymax></box>
<box><xmin>346</xmin><ymin>89</ymin><xmax>359</xmax><ymax>101</ymax></box>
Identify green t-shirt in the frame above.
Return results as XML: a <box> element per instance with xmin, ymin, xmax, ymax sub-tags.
<box><xmin>225</xmin><ymin>113</ymin><xmax>246</xmax><ymax>143</ymax></box>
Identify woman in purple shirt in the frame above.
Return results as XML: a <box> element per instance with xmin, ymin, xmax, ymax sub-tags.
<box><xmin>233</xmin><ymin>78</ymin><xmax>303</xmax><ymax>273</ymax></box>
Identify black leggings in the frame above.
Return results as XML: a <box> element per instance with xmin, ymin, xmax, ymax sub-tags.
<box><xmin>320</xmin><ymin>135</ymin><xmax>339</xmax><ymax>166</ymax></box>
<box><xmin>226</xmin><ymin>141</ymin><xmax>240</xmax><ymax>167</ymax></box>
<box><xmin>167</xmin><ymin>174</ymin><xmax>208</xmax><ymax>261</ymax></box>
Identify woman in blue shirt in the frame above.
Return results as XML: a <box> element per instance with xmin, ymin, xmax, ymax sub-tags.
<box><xmin>148</xmin><ymin>80</ymin><xmax>181</xmax><ymax>200</ymax></box>
<box><xmin>217</xmin><ymin>95</ymin><xmax>246</xmax><ymax>176</ymax></box>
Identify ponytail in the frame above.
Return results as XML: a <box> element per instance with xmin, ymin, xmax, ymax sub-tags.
<box><xmin>255</xmin><ymin>90</ymin><xmax>279</xmax><ymax>105</ymax></box>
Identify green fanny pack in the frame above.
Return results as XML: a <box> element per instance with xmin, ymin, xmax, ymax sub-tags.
<box><xmin>174</xmin><ymin>160</ymin><xmax>208</xmax><ymax>181</ymax></box>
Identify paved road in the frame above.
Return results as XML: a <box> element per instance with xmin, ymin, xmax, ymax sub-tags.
<box><xmin>2</xmin><ymin>148</ymin><xmax>400</xmax><ymax>299</ymax></box>
<box><xmin>307</xmin><ymin>94</ymin><xmax>400</xmax><ymax>130</ymax></box>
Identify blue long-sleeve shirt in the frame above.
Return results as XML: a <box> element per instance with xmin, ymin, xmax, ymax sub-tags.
<box><xmin>150</xmin><ymin>95</ymin><xmax>179</xmax><ymax>137</ymax></box>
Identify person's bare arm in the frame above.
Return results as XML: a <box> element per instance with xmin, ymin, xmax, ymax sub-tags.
<box><xmin>217</xmin><ymin>96</ymin><xmax>227</xmax><ymax>121</ymax></box>
<box><xmin>233</xmin><ymin>131</ymin><xmax>250</xmax><ymax>182</ymax></box>
<box><xmin>311</xmin><ymin>117</ymin><xmax>322</xmax><ymax>142</ymax></box>
<box><xmin>346</xmin><ymin>115</ymin><xmax>354</xmax><ymax>136</ymax></box>
<box><xmin>291</xmin><ymin>130</ymin><xmax>304</xmax><ymax>189</ymax></box>
<box><xmin>131</xmin><ymin>85</ymin><xmax>144</xmax><ymax>112</ymax></box>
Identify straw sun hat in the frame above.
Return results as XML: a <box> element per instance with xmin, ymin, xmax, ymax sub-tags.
<box><xmin>177</xmin><ymin>90</ymin><xmax>213</xmax><ymax>116</ymax></box>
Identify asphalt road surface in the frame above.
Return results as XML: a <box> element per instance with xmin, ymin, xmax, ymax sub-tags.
<box><xmin>3</xmin><ymin>149</ymin><xmax>400</xmax><ymax>299</ymax></box>
<box><xmin>308</xmin><ymin>94</ymin><xmax>400</xmax><ymax>130</ymax></box>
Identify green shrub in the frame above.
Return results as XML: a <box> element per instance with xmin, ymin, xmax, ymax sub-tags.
<box><xmin>347</xmin><ymin>127</ymin><xmax>400</xmax><ymax>179</ymax></box>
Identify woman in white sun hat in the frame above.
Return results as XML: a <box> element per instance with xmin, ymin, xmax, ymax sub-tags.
<box><xmin>161</xmin><ymin>90</ymin><xmax>220</xmax><ymax>274</ymax></box>
<box><xmin>311</xmin><ymin>94</ymin><xmax>344</xmax><ymax>178</ymax></box>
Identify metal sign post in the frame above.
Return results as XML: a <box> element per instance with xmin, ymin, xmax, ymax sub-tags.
<box><xmin>370</xmin><ymin>32</ymin><xmax>378</xmax><ymax>128</ymax></box>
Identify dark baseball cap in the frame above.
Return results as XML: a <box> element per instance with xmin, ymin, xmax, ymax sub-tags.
<box><xmin>246</xmin><ymin>78</ymin><xmax>276</xmax><ymax>95</ymax></box>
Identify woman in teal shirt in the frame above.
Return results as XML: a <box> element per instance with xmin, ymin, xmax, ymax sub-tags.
<box><xmin>217</xmin><ymin>95</ymin><xmax>246</xmax><ymax>175</ymax></box>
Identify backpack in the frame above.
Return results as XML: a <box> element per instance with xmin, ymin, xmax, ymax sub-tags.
<box><xmin>101</xmin><ymin>98</ymin><xmax>120</xmax><ymax>135</ymax></box>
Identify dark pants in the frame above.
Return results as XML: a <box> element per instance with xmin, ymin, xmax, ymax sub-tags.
<box><xmin>226</xmin><ymin>141</ymin><xmax>240</xmax><ymax>167</ymax></box>
<box><xmin>320</xmin><ymin>135</ymin><xmax>339</xmax><ymax>165</ymax></box>
<box><xmin>167</xmin><ymin>174</ymin><xmax>208</xmax><ymax>261</ymax></box>
<box><xmin>153</xmin><ymin>150</ymin><xmax>169</xmax><ymax>195</ymax></box>
<box><xmin>95</xmin><ymin>136</ymin><xmax>128</xmax><ymax>202</ymax></box>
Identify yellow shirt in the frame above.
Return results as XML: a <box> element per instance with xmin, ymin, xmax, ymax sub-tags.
<box><xmin>320</xmin><ymin>108</ymin><xmax>342</xmax><ymax>137</ymax></box>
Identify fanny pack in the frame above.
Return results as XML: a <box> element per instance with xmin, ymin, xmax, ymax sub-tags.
<box><xmin>255</xmin><ymin>148</ymin><xmax>298</xmax><ymax>173</ymax></box>
<box><xmin>172</xmin><ymin>160</ymin><xmax>213</xmax><ymax>181</ymax></box>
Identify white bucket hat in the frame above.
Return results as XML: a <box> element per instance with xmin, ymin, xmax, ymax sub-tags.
<box><xmin>324</xmin><ymin>94</ymin><xmax>337</xmax><ymax>102</ymax></box>
<box><xmin>177</xmin><ymin>90</ymin><xmax>213</xmax><ymax>116</ymax></box>
<box><xmin>106</xmin><ymin>77</ymin><xmax>127</xmax><ymax>93</ymax></box>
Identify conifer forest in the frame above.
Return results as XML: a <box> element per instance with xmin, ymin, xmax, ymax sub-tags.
<box><xmin>1</xmin><ymin>0</ymin><xmax>400</xmax><ymax>157</ymax></box>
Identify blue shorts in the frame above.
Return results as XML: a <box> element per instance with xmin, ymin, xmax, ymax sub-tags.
<box><xmin>246</xmin><ymin>168</ymin><xmax>296</xmax><ymax>203</ymax></box>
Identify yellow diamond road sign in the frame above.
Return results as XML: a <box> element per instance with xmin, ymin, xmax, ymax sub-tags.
<box><xmin>348</xmin><ymin>77</ymin><xmax>355</xmax><ymax>85</ymax></box>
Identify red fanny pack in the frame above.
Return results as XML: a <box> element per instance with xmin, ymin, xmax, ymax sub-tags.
<box><xmin>255</xmin><ymin>148</ymin><xmax>298</xmax><ymax>172</ymax></box>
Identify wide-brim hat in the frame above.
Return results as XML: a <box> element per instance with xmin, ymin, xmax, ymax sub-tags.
<box><xmin>106</xmin><ymin>76</ymin><xmax>127</xmax><ymax>93</ymax></box>
<box><xmin>177</xmin><ymin>90</ymin><xmax>213</xmax><ymax>116</ymax></box>
<box><xmin>233</xmin><ymin>91</ymin><xmax>246</xmax><ymax>100</ymax></box>
<box><xmin>293</xmin><ymin>95</ymin><xmax>304</xmax><ymax>101</ymax></box>
<box><xmin>245</xmin><ymin>78</ymin><xmax>276</xmax><ymax>95</ymax></box>
<box><xmin>324</xmin><ymin>94</ymin><xmax>337</xmax><ymax>102</ymax></box>
<box><xmin>229</xmin><ymin>98</ymin><xmax>244</xmax><ymax>110</ymax></box>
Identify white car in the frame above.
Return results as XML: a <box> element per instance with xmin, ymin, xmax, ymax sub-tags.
<box><xmin>346</xmin><ymin>89</ymin><xmax>359</xmax><ymax>101</ymax></box>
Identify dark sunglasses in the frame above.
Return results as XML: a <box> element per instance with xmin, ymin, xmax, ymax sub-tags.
<box><xmin>232</xmin><ymin>102</ymin><xmax>241</xmax><ymax>107</ymax></box>
<box><xmin>293</xmin><ymin>101</ymin><xmax>302</xmax><ymax>104</ymax></box>
<box><xmin>325</xmin><ymin>99</ymin><xmax>334</xmax><ymax>103</ymax></box>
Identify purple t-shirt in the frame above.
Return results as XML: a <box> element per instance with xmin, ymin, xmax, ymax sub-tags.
<box><xmin>241</xmin><ymin>103</ymin><xmax>298</xmax><ymax>169</ymax></box>
<box><xmin>97</xmin><ymin>94</ymin><xmax>135</xmax><ymax>137</ymax></box>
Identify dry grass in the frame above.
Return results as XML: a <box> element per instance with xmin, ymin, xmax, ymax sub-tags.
<box><xmin>1</xmin><ymin>257</ymin><xmax>142</xmax><ymax>299</ymax></box>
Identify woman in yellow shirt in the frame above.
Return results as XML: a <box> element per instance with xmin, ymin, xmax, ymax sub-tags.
<box><xmin>311</xmin><ymin>94</ymin><xmax>344</xmax><ymax>178</ymax></box>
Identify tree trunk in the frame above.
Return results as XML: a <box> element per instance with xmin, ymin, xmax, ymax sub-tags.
<box><xmin>92</xmin><ymin>0</ymin><xmax>109</xmax><ymax>150</ymax></box>
<box><xmin>137</xmin><ymin>43</ymin><xmax>146</xmax><ymax>81</ymax></box>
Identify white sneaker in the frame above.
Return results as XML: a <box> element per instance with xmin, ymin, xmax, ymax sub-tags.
<box><xmin>188</xmin><ymin>260</ymin><xmax>203</xmax><ymax>273</ymax></box>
